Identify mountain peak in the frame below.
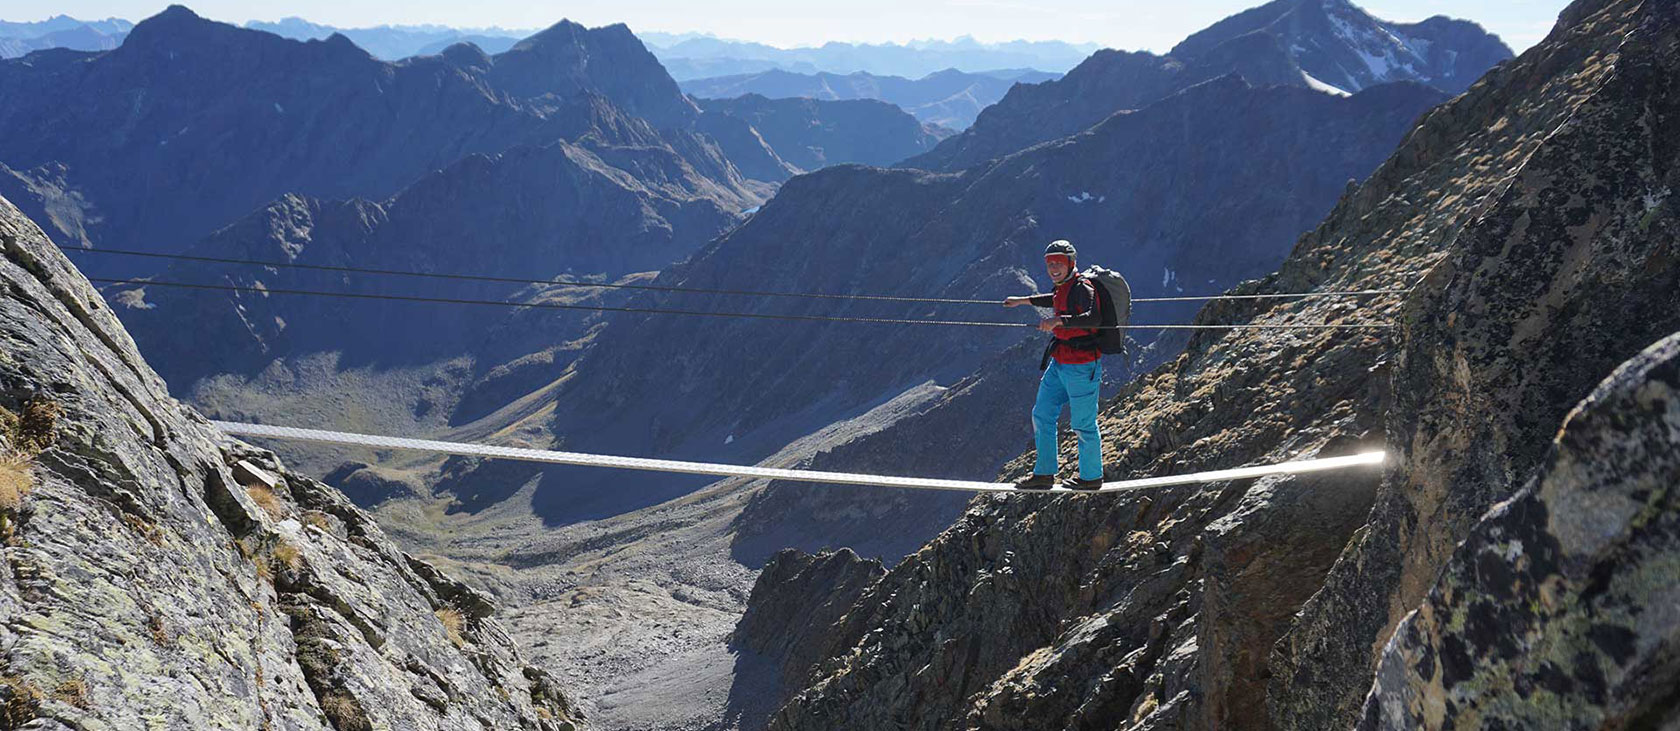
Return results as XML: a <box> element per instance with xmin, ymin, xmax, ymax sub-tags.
<box><xmin>512</xmin><ymin>18</ymin><xmax>588</xmax><ymax>48</ymax></box>
<box><xmin>121</xmin><ymin>5</ymin><xmax>237</xmax><ymax>49</ymax></box>
<box><xmin>1168</xmin><ymin>0</ymin><xmax>1512</xmax><ymax>94</ymax></box>
<box><xmin>488</xmin><ymin>20</ymin><xmax>697</xmax><ymax>127</ymax></box>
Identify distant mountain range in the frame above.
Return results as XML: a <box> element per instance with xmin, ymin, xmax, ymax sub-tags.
<box><xmin>644</xmin><ymin>35</ymin><xmax>1098</xmax><ymax>80</ymax></box>
<box><xmin>244</xmin><ymin>17</ymin><xmax>533</xmax><ymax>59</ymax></box>
<box><xmin>682</xmin><ymin>68</ymin><xmax>1059</xmax><ymax>130</ymax></box>
<box><xmin>0</xmin><ymin>6</ymin><xmax>944</xmax><ymax>275</ymax></box>
<box><xmin>0</xmin><ymin>7</ymin><xmax>743</xmax><ymax>273</ymax></box>
<box><xmin>0</xmin><ymin>14</ymin><xmax>130</xmax><ymax>57</ymax></box>
<box><xmin>905</xmin><ymin>0</ymin><xmax>1514</xmax><ymax>171</ymax></box>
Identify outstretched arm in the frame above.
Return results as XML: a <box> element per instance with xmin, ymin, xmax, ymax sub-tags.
<box><xmin>1004</xmin><ymin>293</ymin><xmax>1053</xmax><ymax>308</ymax></box>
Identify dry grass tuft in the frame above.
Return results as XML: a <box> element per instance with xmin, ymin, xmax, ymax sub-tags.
<box><xmin>121</xmin><ymin>512</ymin><xmax>163</xmax><ymax>546</ymax></box>
<box><xmin>436</xmin><ymin>607</ymin><xmax>468</xmax><ymax>648</ymax></box>
<box><xmin>0</xmin><ymin>453</ymin><xmax>31</xmax><ymax>513</ymax></box>
<box><xmin>319</xmin><ymin>693</ymin><xmax>372</xmax><ymax>731</ymax></box>
<box><xmin>301</xmin><ymin>511</ymin><xmax>333</xmax><ymax>533</ymax></box>
<box><xmin>0</xmin><ymin>400</ymin><xmax>60</xmax><ymax>455</ymax></box>
<box><xmin>246</xmin><ymin>484</ymin><xmax>287</xmax><ymax>521</ymax></box>
<box><xmin>0</xmin><ymin>674</ymin><xmax>43</xmax><ymax>726</ymax></box>
<box><xmin>271</xmin><ymin>540</ymin><xmax>303</xmax><ymax>574</ymax></box>
<box><xmin>16</xmin><ymin>401</ymin><xmax>59</xmax><ymax>452</ymax></box>
<box><xmin>51</xmin><ymin>678</ymin><xmax>88</xmax><ymax>709</ymax></box>
<box><xmin>0</xmin><ymin>452</ymin><xmax>34</xmax><ymax>540</ymax></box>
<box><xmin>146</xmin><ymin>614</ymin><xmax>170</xmax><ymax>646</ymax></box>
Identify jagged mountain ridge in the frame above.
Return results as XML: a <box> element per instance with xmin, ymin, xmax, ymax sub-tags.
<box><xmin>0</xmin><ymin>195</ymin><xmax>583</xmax><ymax>729</ymax></box>
<box><xmin>0</xmin><ymin>15</ymin><xmax>131</xmax><ymax>59</ymax></box>
<box><xmin>751</xmin><ymin>0</ymin><xmax>1679</xmax><ymax>728</ymax></box>
<box><xmin>1170</xmin><ymin>0</ymin><xmax>1513</xmax><ymax>94</ymax></box>
<box><xmin>0</xmin><ymin>5</ymin><xmax>754</xmax><ymax>274</ymax></box>
<box><xmin>682</xmin><ymin>68</ymin><xmax>1059</xmax><ymax>129</ymax></box>
<box><xmin>905</xmin><ymin>0</ymin><xmax>1512</xmax><ymax>172</ymax></box>
<box><xmin>246</xmin><ymin>17</ymin><xmax>531</xmax><ymax>60</ymax></box>
<box><xmin>0</xmin><ymin>5</ymin><xmax>954</xmax><ymax>277</ymax></box>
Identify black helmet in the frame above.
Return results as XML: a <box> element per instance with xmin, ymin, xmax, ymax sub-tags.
<box><xmin>1044</xmin><ymin>240</ymin><xmax>1077</xmax><ymax>260</ymax></box>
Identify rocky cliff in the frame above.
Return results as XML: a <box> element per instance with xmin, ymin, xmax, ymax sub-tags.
<box><xmin>1361</xmin><ymin>331</ymin><xmax>1680</xmax><ymax>729</ymax></box>
<box><xmin>753</xmin><ymin>0</ymin><xmax>1678</xmax><ymax>728</ymax></box>
<box><xmin>0</xmin><ymin>195</ymin><xmax>582</xmax><ymax>726</ymax></box>
<box><xmin>904</xmin><ymin>0</ymin><xmax>1511</xmax><ymax>172</ymax></box>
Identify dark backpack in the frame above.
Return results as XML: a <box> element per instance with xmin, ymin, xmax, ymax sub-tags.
<box><xmin>1082</xmin><ymin>265</ymin><xmax>1132</xmax><ymax>354</ymax></box>
<box><xmin>1039</xmin><ymin>267</ymin><xmax>1133</xmax><ymax>370</ymax></box>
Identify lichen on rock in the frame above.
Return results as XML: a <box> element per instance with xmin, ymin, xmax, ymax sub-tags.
<box><xmin>0</xmin><ymin>195</ymin><xmax>582</xmax><ymax>729</ymax></box>
<box><xmin>1361</xmin><ymin>330</ymin><xmax>1680</xmax><ymax>730</ymax></box>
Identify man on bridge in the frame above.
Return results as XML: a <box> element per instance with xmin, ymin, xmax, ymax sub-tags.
<box><xmin>1004</xmin><ymin>240</ymin><xmax>1105</xmax><ymax>491</ymax></box>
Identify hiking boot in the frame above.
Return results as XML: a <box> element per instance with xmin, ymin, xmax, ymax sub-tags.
<box><xmin>1014</xmin><ymin>474</ymin><xmax>1056</xmax><ymax>490</ymax></box>
<box><xmin>1061</xmin><ymin>477</ymin><xmax>1104</xmax><ymax>491</ymax></box>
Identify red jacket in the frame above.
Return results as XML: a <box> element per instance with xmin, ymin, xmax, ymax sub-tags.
<box><xmin>1028</xmin><ymin>275</ymin><xmax>1103</xmax><ymax>365</ymax></box>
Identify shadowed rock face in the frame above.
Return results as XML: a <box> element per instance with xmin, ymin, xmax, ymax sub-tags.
<box><xmin>697</xmin><ymin>94</ymin><xmax>948</xmax><ymax>176</ymax></box>
<box><xmin>755</xmin><ymin>0</ymin><xmax>1678</xmax><ymax>729</ymax></box>
<box><xmin>1361</xmin><ymin>330</ymin><xmax>1680</xmax><ymax>730</ymax></box>
<box><xmin>108</xmin><ymin>125</ymin><xmax>751</xmax><ymax>390</ymax></box>
<box><xmin>904</xmin><ymin>0</ymin><xmax>1511</xmax><ymax>173</ymax></box>
<box><xmin>0</xmin><ymin>196</ymin><xmax>580</xmax><ymax>727</ymax></box>
<box><xmin>730</xmin><ymin>549</ymin><xmax>886</xmax><ymax>719</ymax></box>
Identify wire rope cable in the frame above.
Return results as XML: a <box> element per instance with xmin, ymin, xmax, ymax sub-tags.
<box><xmin>63</xmin><ymin>245</ymin><xmax>1412</xmax><ymax>305</ymax></box>
<box><xmin>88</xmin><ymin>277</ymin><xmax>1398</xmax><ymax>330</ymax></box>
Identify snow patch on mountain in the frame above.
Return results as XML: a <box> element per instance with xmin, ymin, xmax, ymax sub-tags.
<box><xmin>1301</xmin><ymin>70</ymin><xmax>1351</xmax><ymax>96</ymax></box>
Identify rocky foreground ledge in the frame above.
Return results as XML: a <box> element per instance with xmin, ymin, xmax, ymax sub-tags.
<box><xmin>1363</xmin><ymin>331</ymin><xmax>1680</xmax><ymax>729</ymax></box>
<box><xmin>0</xmin><ymin>197</ymin><xmax>581</xmax><ymax>728</ymax></box>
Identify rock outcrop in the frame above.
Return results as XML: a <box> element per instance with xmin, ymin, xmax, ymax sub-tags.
<box><xmin>734</xmin><ymin>549</ymin><xmax>886</xmax><ymax>705</ymax></box>
<box><xmin>757</xmin><ymin>0</ymin><xmax>1678</xmax><ymax>728</ymax></box>
<box><xmin>904</xmin><ymin>0</ymin><xmax>1511</xmax><ymax>172</ymax></box>
<box><xmin>1361</xmin><ymin>330</ymin><xmax>1680</xmax><ymax>729</ymax></box>
<box><xmin>0</xmin><ymin>195</ymin><xmax>581</xmax><ymax>727</ymax></box>
<box><xmin>1269</xmin><ymin>0</ymin><xmax>1680</xmax><ymax>724</ymax></box>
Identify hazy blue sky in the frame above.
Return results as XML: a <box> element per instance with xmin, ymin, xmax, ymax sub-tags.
<box><xmin>4</xmin><ymin>0</ymin><xmax>1572</xmax><ymax>52</ymax></box>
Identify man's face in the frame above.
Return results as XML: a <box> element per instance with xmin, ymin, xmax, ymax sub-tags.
<box><xmin>1045</xmin><ymin>256</ymin><xmax>1073</xmax><ymax>283</ymax></box>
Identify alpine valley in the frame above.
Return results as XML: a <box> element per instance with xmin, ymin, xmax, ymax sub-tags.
<box><xmin>1</xmin><ymin>1</ymin><xmax>1674</xmax><ymax>730</ymax></box>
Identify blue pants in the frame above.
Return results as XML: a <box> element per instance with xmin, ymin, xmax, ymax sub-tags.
<box><xmin>1032</xmin><ymin>360</ymin><xmax>1103</xmax><ymax>480</ymax></box>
